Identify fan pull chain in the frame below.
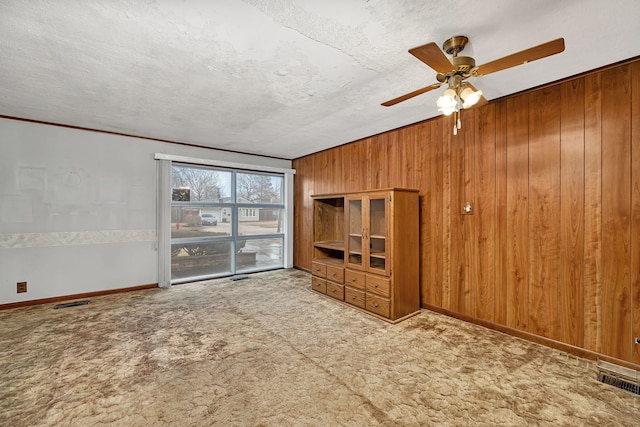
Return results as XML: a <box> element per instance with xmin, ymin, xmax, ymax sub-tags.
<box><xmin>453</xmin><ymin>110</ymin><xmax>457</xmax><ymax>135</ymax></box>
<box><xmin>453</xmin><ymin>110</ymin><xmax>461</xmax><ymax>135</ymax></box>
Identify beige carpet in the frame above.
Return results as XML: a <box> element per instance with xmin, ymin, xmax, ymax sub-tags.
<box><xmin>0</xmin><ymin>269</ymin><xmax>638</xmax><ymax>426</ymax></box>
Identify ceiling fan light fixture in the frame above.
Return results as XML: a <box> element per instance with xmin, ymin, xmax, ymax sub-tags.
<box><xmin>443</xmin><ymin>88</ymin><xmax>457</xmax><ymax>98</ymax></box>
<box><xmin>437</xmin><ymin>88</ymin><xmax>458</xmax><ymax>115</ymax></box>
<box><xmin>439</xmin><ymin>105</ymin><xmax>457</xmax><ymax>116</ymax></box>
<box><xmin>460</xmin><ymin>87</ymin><xmax>483</xmax><ymax>109</ymax></box>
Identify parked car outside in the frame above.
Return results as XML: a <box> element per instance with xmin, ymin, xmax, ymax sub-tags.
<box><xmin>201</xmin><ymin>213</ymin><xmax>218</xmax><ymax>226</ymax></box>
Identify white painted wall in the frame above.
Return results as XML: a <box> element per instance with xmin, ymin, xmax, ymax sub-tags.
<box><xmin>0</xmin><ymin>118</ymin><xmax>292</xmax><ymax>305</ymax></box>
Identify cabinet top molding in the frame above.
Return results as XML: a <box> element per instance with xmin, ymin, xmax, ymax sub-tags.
<box><xmin>311</xmin><ymin>188</ymin><xmax>419</xmax><ymax>198</ymax></box>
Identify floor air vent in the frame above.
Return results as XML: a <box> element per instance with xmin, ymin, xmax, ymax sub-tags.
<box><xmin>597</xmin><ymin>360</ymin><xmax>640</xmax><ymax>396</ymax></box>
<box><xmin>54</xmin><ymin>300</ymin><xmax>90</xmax><ymax>309</ymax></box>
<box><xmin>598</xmin><ymin>372</ymin><xmax>640</xmax><ymax>395</ymax></box>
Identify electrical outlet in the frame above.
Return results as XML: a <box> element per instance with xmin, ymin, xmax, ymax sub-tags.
<box><xmin>17</xmin><ymin>281</ymin><xmax>27</xmax><ymax>293</ymax></box>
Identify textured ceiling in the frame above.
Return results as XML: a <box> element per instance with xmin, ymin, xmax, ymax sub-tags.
<box><xmin>1</xmin><ymin>1</ymin><xmax>639</xmax><ymax>160</ymax></box>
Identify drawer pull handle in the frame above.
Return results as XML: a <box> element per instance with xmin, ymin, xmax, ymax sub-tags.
<box><xmin>374</xmin><ymin>284</ymin><xmax>378</xmax><ymax>288</ymax></box>
<box><xmin>374</xmin><ymin>303</ymin><xmax>379</xmax><ymax>308</ymax></box>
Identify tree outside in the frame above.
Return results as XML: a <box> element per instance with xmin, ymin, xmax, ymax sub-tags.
<box><xmin>172</xmin><ymin>165</ymin><xmax>222</xmax><ymax>202</ymax></box>
<box><xmin>236</xmin><ymin>173</ymin><xmax>282</xmax><ymax>204</ymax></box>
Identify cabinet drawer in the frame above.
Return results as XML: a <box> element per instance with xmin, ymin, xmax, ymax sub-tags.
<box><xmin>366</xmin><ymin>274</ymin><xmax>391</xmax><ymax>298</ymax></box>
<box><xmin>345</xmin><ymin>269</ymin><xmax>365</xmax><ymax>290</ymax></box>
<box><xmin>311</xmin><ymin>277</ymin><xmax>327</xmax><ymax>294</ymax></box>
<box><xmin>366</xmin><ymin>294</ymin><xmax>390</xmax><ymax>318</ymax></box>
<box><xmin>326</xmin><ymin>265</ymin><xmax>344</xmax><ymax>284</ymax></box>
<box><xmin>326</xmin><ymin>282</ymin><xmax>344</xmax><ymax>301</ymax></box>
<box><xmin>344</xmin><ymin>287</ymin><xmax>365</xmax><ymax>309</ymax></box>
<box><xmin>311</xmin><ymin>261</ymin><xmax>327</xmax><ymax>278</ymax></box>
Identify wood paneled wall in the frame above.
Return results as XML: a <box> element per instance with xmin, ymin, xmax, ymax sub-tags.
<box><xmin>293</xmin><ymin>58</ymin><xmax>640</xmax><ymax>367</ymax></box>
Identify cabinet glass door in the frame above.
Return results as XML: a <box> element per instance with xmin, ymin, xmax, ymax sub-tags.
<box><xmin>347</xmin><ymin>198</ymin><xmax>363</xmax><ymax>269</ymax></box>
<box><xmin>368</xmin><ymin>196</ymin><xmax>387</xmax><ymax>273</ymax></box>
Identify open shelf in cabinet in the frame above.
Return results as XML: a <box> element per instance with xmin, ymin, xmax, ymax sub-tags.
<box><xmin>313</xmin><ymin>198</ymin><xmax>344</xmax><ymax>240</ymax></box>
<box><xmin>313</xmin><ymin>240</ymin><xmax>345</xmax><ymax>251</ymax></box>
<box><xmin>313</xmin><ymin>196</ymin><xmax>346</xmax><ymax>265</ymax></box>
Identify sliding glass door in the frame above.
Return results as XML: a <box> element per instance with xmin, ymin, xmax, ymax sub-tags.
<box><xmin>170</xmin><ymin>163</ymin><xmax>284</xmax><ymax>283</ymax></box>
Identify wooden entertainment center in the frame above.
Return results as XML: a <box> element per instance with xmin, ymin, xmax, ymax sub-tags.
<box><xmin>311</xmin><ymin>188</ymin><xmax>420</xmax><ymax>323</ymax></box>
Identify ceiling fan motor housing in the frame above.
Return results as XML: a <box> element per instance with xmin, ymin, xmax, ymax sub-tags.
<box><xmin>452</xmin><ymin>56</ymin><xmax>476</xmax><ymax>73</ymax></box>
<box><xmin>436</xmin><ymin>55</ymin><xmax>477</xmax><ymax>83</ymax></box>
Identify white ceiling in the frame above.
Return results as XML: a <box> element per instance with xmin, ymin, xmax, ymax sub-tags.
<box><xmin>1</xmin><ymin>1</ymin><xmax>639</xmax><ymax>160</ymax></box>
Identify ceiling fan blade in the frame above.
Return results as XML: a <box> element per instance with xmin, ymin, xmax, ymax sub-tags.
<box><xmin>381</xmin><ymin>83</ymin><xmax>442</xmax><ymax>107</ymax></box>
<box><xmin>408</xmin><ymin>42</ymin><xmax>454</xmax><ymax>73</ymax></box>
<box><xmin>476</xmin><ymin>38</ymin><xmax>565</xmax><ymax>76</ymax></box>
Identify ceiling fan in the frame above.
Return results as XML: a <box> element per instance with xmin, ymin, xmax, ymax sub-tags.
<box><xmin>382</xmin><ymin>35</ymin><xmax>565</xmax><ymax>134</ymax></box>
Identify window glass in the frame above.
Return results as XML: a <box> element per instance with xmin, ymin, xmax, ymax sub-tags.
<box><xmin>236</xmin><ymin>238</ymin><xmax>283</xmax><ymax>272</ymax></box>
<box><xmin>238</xmin><ymin>208</ymin><xmax>284</xmax><ymax>236</ymax></box>
<box><xmin>171</xmin><ymin>241</ymin><xmax>232</xmax><ymax>280</ymax></box>
<box><xmin>172</xmin><ymin>165</ymin><xmax>232</xmax><ymax>202</ymax></box>
<box><xmin>171</xmin><ymin>206</ymin><xmax>232</xmax><ymax>238</ymax></box>
<box><xmin>169</xmin><ymin>164</ymin><xmax>285</xmax><ymax>282</ymax></box>
<box><xmin>236</xmin><ymin>172</ymin><xmax>283</xmax><ymax>204</ymax></box>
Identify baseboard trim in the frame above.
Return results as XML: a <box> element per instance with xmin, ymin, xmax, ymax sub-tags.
<box><xmin>0</xmin><ymin>283</ymin><xmax>158</xmax><ymax>310</ymax></box>
<box><xmin>423</xmin><ymin>303</ymin><xmax>640</xmax><ymax>372</ymax></box>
